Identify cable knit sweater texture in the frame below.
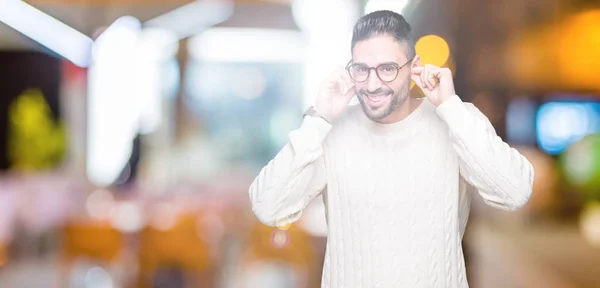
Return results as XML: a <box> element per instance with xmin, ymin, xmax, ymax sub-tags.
<box><xmin>249</xmin><ymin>95</ymin><xmax>534</xmax><ymax>288</ymax></box>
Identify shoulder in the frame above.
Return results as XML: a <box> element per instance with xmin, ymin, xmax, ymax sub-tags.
<box><xmin>433</xmin><ymin>95</ymin><xmax>490</xmax><ymax>121</ymax></box>
<box><xmin>434</xmin><ymin>96</ymin><xmax>496</xmax><ymax>132</ymax></box>
<box><xmin>438</xmin><ymin>96</ymin><xmax>485</xmax><ymax>117</ymax></box>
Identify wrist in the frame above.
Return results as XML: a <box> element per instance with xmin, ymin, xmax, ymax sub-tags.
<box><xmin>434</xmin><ymin>95</ymin><xmax>464</xmax><ymax>116</ymax></box>
<box><xmin>305</xmin><ymin>106</ymin><xmax>331</xmax><ymax>124</ymax></box>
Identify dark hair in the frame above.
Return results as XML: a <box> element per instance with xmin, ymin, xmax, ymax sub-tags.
<box><xmin>351</xmin><ymin>10</ymin><xmax>415</xmax><ymax>58</ymax></box>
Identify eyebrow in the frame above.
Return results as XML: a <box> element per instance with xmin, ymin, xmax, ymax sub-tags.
<box><xmin>352</xmin><ymin>61</ymin><xmax>398</xmax><ymax>66</ymax></box>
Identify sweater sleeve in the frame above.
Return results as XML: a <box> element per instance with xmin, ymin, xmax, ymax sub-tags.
<box><xmin>435</xmin><ymin>95</ymin><xmax>535</xmax><ymax>211</ymax></box>
<box><xmin>249</xmin><ymin>115</ymin><xmax>330</xmax><ymax>227</ymax></box>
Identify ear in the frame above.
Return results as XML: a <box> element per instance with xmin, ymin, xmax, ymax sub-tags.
<box><xmin>412</xmin><ymin>55</ymin><xmax>422</xmax><ymax>67</ymax></box>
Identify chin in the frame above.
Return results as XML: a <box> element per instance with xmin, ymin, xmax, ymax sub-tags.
<box><xmin>361</xmin><ymin>103</ymin><xmax>391</xmax><ymax>121</ymax></box>
<box><xmin>360</xmin><ymin>94</ymin><xmax>406</xmax><ymax>121</ymax></box>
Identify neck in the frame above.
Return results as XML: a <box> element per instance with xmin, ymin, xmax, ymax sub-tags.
<box><xmin>376</xmin><ymin>96</ymin><xmax>422</xmax><ymax>124</ymax></box>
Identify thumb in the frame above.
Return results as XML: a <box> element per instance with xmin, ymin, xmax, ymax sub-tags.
<box><xmin>411</xmin><ymin>66</ymin><xmax>425</xmax><ymax>89</ymax></box>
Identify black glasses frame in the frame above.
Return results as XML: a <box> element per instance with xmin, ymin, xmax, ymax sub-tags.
<box><xmin>345</xmin><ymin>57</ymin><xmax>414</xmax><ymax>83</ymax></box>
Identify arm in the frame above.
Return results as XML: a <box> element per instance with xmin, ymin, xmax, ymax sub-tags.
<box><xmin>249</xmin><ymin>115</ymin><xmax>330</xmax><ymax>227</ymax></box>
<box><xmin>436</xmin><ymin>95</ymin><xmax>534</xmax><ymax>211</ymax></box>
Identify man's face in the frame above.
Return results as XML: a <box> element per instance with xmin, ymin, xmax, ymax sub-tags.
<box><xmin>350</xmin><ymin>35</ymin><xmax>414</xmax><ymax>122</ymax></box>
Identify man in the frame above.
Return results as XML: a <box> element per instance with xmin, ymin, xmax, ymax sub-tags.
<box><xmin>249</xmin><ymin>10</ymin><xmax>534</xmax><ymax>288</ymax></box>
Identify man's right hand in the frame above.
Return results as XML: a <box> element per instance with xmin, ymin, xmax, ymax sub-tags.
<box><xmin>313</xmin><ymin>67</ymin><xmax>356</xmax><ymax>123</ymax></box>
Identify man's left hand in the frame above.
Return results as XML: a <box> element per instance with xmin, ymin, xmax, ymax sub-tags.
<box><xmin>411</xmin><ymin>64</ymin><xmax>456</xmax><ymax>106</ymax></box>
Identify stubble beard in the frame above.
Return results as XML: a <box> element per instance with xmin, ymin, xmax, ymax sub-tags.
<box><xmin>356</xmin><ymin>80</ymin><xmax>410</xmax><ymax>122</ymax></box>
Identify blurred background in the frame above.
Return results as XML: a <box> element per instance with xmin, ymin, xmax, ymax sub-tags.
<box><xmin>0</xmin><ymin>0</ymin><xmax>599</xmax><ymax>287</ymax></box>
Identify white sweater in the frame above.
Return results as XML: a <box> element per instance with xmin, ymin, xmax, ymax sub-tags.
<box><xmin>249</xmin><ymin>95</ymin><xmax>534</xmax><ymax>288</ymax></box>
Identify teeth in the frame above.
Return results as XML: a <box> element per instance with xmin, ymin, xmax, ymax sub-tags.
<box><xmin>368</xmin><ymin>94</ymin><xmax>388</xmax><ymax>101</ymax></box>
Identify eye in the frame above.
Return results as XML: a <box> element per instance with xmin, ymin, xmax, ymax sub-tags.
<box><xmin>380</xmin><ymin>65</ymin><xmax>395</xmax><ymax>73</ymax></box>
<box><xmin>352</xmin><ymin>65</ymin><xmax>369</xmax><ymax>74</ymax></box>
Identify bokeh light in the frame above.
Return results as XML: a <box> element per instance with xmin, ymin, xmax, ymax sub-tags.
<box><xmin>412</xmin><ymin>34</ymin><xmax>452</xmax><ymax>91</ymax></box>
<box><xmin>149</xmin><ymin>202</ymin><xmax>179</xmax><ymax>231</ymax></box>
<box><xmin>110</xmin><ymin>202</ymin><xmax>144</xmax><ymax>233</ymax></box>
<box><xmin>415</xmin><ymin>34</ymin><xmax>450</xmax><ymax>67</ymax></box>
<box><xmin>3</xmin><ymin>1</ymin><xmax>600</xmax><ymax>287</ymax></box>
<box><xmin>84</xmin><ymin>266</ymin><xmax>114</xmax><ymax>288</ymax></box>
<box><xmin>579</xmin><ymin>202</ymin><xmax>600</xmax><ymax>248</ymax></box>
<box><xmin>560</xmin><ymin>134</ymin><xmax>600</xmax><ymax>193</ymax></box>
<box><xmin>506</xmin><ymin>9</ymin><xmax>600</xmax><ymax>91</ymax></box>
<box><xmin>536</xmin><ymin>102</ymin><xmax>600</xmax><ymax>155</ymax></box>
<box><xmin>86</xmin><ymin>189</ymin><xmax>115</xmax><ymax>220</ymax></box>
<box><xmin>270</xmin><ymin>229</ymin><xmax>290</xmax><ymax>249</ymax></box>
<box><xmin>557</xmin><ymin>9</ymin><xmax>600</xmax><ymax>91</ymax></box>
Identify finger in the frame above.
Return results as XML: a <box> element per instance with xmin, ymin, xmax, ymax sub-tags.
<box><xmin>331</xmin><ymin>67</ymin><xmax>345</xmax><ymax>81</ymax></box>
<box><xmin>325</xmin><ymin>68</ymin><xmax>342</xmax><ymax>88</ymax></box>
<box><xmin>421</xmin><ymin>66</ymin><xmax>428</xmax><ymax>90</ymax></box>
<box><xmin>440</xmin><ymin>67</ymin><xmax>451</xmax><ymax>79</ymax></box>
<box><xmin>411</xmin><ymin>66</ymin><xmax>424</xmax><ymax>75</ymax></box>
<box><xmin>411</xmin><ymin>73</ymin><xmax>425</xmax><ymax>89</ymax></box>
<box><xmin>425</xmin><ymin>65</ymin><xmax>437</xmax><ymax>90</ymax></box>
<box><xmin>411</xmin><ymin>66</ymin><xmax>426</xmax><ymax>90</ymax></box>
<box><xmin>340</xmin><ymin>70</ymin><xmax>355</xmax><ymax>89</ymax></box>
<box><xmin>342</xmin><ymin>85</ymin><xmax>356</xmax><ymax>101</ymax></box>
<box><xmin>428</xmin><ymin>69</ymin><xmax>437</xmax><ymax>88</ymax></box>
<box><xmin>329</xmin><ymin>67</ymin><xmax>346</xmax><ymax>87</ymax></box>
<box><xmin>434</xmin><ymin>68</ymin><xmax>445</xmax><ymax>86</ymax></box>
<box><xmin>336</xmin><ymin>74</ymin><xmax>348</xmax><ymax>93</ymax></box>
<box><xmin>338</xmin><ymin>72</ymin><xmax>354</xmax><ymax>94</ymax></box>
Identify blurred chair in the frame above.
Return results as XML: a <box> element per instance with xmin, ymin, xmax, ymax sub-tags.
<box><xmin>60</xmin><ymin>220</ymin><xmax>125</xmax><ymax>287</ymax></box>
<box><xmin>137</xmin><ymin>212</ymin><xmax>213</xmax><ymax>288</ymax></box>
<box><xmin>62</xmin><ymin>221</ymin><xmax>124</xmax><ymax>262</ymax></box>
<box><xmin>236</xmin><ymin>222</ymin><xmax>315</xmax><ymax>288</ymax></box>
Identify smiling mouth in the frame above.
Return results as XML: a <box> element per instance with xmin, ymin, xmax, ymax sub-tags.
<box><xmin>365</xmin><ymin>93</ymin><xmax>391</xmax><ymax>103</ymax></box>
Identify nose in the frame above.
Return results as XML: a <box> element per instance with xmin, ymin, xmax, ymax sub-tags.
<box><xmin>366</xmin><ymin>70</ymin><xmax>383</xmax><ymax>92</ymax></box>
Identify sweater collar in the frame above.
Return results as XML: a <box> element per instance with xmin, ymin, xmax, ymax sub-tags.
<box><xmin>354</xmin><ymin>97</ymin><xmax>429</xmax><ymax>134</ymax></box>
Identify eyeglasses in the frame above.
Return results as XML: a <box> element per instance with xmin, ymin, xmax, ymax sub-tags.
<box><xmin>345</xmin><ymin>57</ymin><xmax>413</xmax><ymax>83</ymax></box>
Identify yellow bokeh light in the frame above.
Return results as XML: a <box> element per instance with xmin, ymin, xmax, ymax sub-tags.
<box><xmin>556</xmin><ymin>9</ymin><xmax>600</xmax><ymax>90</ymax></box>
<box><xmin>412</xmin><ymin>34</ymin><xmax>452</xmax><ymax>95</ymax></box>
<box><xmin>506</xmin><ymin>9</ymin><xmax>600</xmax><ymax>91</ymax></box>
<box><xmin>415</xmin><ymin>34</ymin><xmax>450</xmax><ymax>67</ymax></box>
<box><xmin>580</xmin><ymin>202</ymin><xmax>600</xmax><ymax>248</ymax></box>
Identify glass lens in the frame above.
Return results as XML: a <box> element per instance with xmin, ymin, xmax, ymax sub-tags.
<box><xmin>349</xmin><ymin>65</ymin><xmax>369</xmax><ymax>82</ymax></box>
<box><xmin>376</xmin><ymin>64</ymin><xmax>398</xmax><ymax>82</ymax></box>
